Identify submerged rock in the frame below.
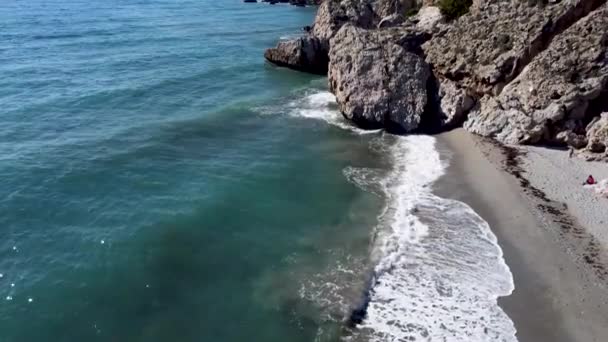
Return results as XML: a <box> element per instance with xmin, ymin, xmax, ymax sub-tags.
<box><xmin>328</xmin><ymin>24</ymin><xmax>431</xmax><ymax>132</ymax></box>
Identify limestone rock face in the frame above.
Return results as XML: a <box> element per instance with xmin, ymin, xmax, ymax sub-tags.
<box><xmin>264</xmin><ymin>36</ymin><xmax>329</xmax><ymax>74</ymax></box>
<box><xmin>424</xmin><ymin>0</ymin><xmax>606</xmax><ymax>96</ymax></box>
<box><xmin>413</xmin><ymin>6</ymin><xmax>444</xmax><ymax>33</ymax></box>
<box><xmin>264</xmin><ymin>0</ymin><xmax>608</xmax><ymax>146</ymax></box>
<box><xmin>328</xmin><ymin>24</ymin><xmax>431</xmax><ymax>132</ymax></box>
<box><xmin>312</xmin><ymin>0</ymin><xmax>382</xmax><ymax>44</ymax></box>
<box><xmin>374</xmin><ymin>0</ymin><xmax>416</xmax><ymax>18</ymax></box>
<box><xmin>587</xmin><ymin>112</ymin><xmax>608</xmax><ymax>155</ymax></box>
<box><xmin>464</xmin><ymin>4</ymin><xmax>608</xmax><ymax>145</ymax></box>
<box><xmin>435</xmin><ymin>78</ymin><xmax>475</xmax><ymax>128</ymax></box>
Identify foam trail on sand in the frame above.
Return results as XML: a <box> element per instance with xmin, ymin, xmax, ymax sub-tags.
<box><xmin>347</xmin><ymin>135</ymin><xmax>517</xmax><ymax>342</ymax></box>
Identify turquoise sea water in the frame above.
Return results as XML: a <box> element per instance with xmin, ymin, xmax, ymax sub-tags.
<box><xmin>0</xmin><ymin>1</ymin><xmax>385</xmax><ymax>341</ymax></box>
<box><xmin>1</xmin><ymin>1</ymin><xmax>522</xmax><ymax>341</ymax></box>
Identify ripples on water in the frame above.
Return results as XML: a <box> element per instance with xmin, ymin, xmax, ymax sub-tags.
<box><xmin>1</xmin><ymin>1</ymin><xmax>385</xmax><ymax>341</ymax></box>
<box><xmin>0</xmin><ymin>1</ymin><xmax>517</xmax><ymax>341</ymax></box>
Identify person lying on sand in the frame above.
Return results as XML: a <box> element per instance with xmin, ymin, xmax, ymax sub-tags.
<box><xmin>584</xmin><ymin>175</ymin><xmax>596</xmax><ymax>185</ymax></box>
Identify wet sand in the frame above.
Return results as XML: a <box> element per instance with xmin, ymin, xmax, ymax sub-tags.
<box><xmin>434</xmin><ymin>129</ymin><xmax>608</xmax><ymax>342</ymax></box>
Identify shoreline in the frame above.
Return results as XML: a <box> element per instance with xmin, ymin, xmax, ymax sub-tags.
<box><xmin>434</xmin><ymin>129</ymin><xmax>608</xmax><ymax>342</ymax></box>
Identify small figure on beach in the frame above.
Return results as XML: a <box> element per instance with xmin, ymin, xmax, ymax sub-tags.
<box><xmin>584</xmin><ymin>175</ymin><xmax>597</xmax><ymax>185</ymax></box>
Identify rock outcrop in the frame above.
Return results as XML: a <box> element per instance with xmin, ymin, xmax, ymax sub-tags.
<box><xmin>263</xmin><ymin>0</ymin><xmax>608</xmax><ymax>160</ymax></box>
<box><xmin>328</xmin><ymin>24</ymin><xmax>431</xmax><ymax>132</ymax></box>
<box><xmin>424</xmin><ymin>0</ymin><xmax>606</xmax><ymax>96</ymax></box>
<box><xmin>413</xmin><ymin>6</ymin><xmax>444</xmax><ymax>33</ymax></box>
<box><xmin>464</xmin><ymin>3</ymin><xmax>608</xmax><ymax>145</ymax></box>
<box><xmin>584</xmin><ymin>113</ymin><xmax>608</xmax><ymax>159</ymax></box>
<box><xmin>264</xmin><ymin>35</ymin><xmax>329</xmax><ymax>74</ymax></box>
<box><xmin>266</xmin><ymin>0</ymin><xmax>422</xmax><ymax>74</ymax></box>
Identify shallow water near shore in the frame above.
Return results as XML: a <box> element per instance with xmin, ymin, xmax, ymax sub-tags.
<box><xmin>1</xmin><ymin>0</ymin><xmax>516</xmax><ymax>341</ymax></box>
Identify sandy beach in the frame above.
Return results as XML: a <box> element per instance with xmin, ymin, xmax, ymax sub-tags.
<box><xmin>435</xmin><ymin>129</ymin><xmax>608</xmax><ymax>342</ymax></box>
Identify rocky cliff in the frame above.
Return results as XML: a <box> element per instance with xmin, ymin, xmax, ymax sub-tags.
<box><xmin>264</xmin><ymin>0</ymin><xmax>608</xmax><ymax>160</ymax></box>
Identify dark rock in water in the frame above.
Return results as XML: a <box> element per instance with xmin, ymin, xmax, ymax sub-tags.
<box><xmin>329</xmin><ymin>24</ymin><xmax>431</xmax><ymax>133</ymax></box>
<box><xmin>302</xmin><ymin>25</ymin><xmax>312</xmax><ymax>32</ymax></box>
<box><xmin>243</xmin><ymin>0</ymin><xmax>257</xmax><ymax>3</ymax></box>
<box><xmin>264</xmin><ymin>35</ymin><xmax>329</xmax><ymax>75</ymax></box>
<box><xmin>346</xmin><ymin>272</ymin><xmax>374</xmax><ymax>328</ymax></box>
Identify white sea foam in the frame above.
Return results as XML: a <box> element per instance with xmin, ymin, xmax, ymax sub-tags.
<box><xmin>289</xmin><ymin>91</ymin><xmax>382</xmax><ymax>135</ymax></box>
<box><xmin>347</xmin><ymin>135</ymin><xmax>517</xmax><ymax>342</ymax></box>
<box><xmin>284</xmin><ymin>89</ymin><xmax>517</xmax><ymax>341</ymax></box>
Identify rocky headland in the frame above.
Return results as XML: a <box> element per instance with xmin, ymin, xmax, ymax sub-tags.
<box><xmin>264</xmin><ymin>0</ymin><xmax>608</xmax><ymax>160</ymax></box>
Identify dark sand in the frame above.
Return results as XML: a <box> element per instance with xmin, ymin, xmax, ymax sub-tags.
<box><xmin>434</xmin><ymin>129</ymin><xmax>608</xmax><ymax>342</ymax></box>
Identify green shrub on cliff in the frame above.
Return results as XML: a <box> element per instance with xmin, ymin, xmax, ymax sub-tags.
<box><xmin>439</xmin><ymin>0</ymin><xmax>472</xmax><ymax>20</ymax></box>
<box><xmin>405</xmin><ymin>6</ymin><xmax>421</xmax><ymax>18</ymax></box>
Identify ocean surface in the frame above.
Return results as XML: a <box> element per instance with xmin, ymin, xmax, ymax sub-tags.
<box><xmin>0</xmin><ymin>0</ymin><xmax>516</xmax><ymax>341</ymax></box>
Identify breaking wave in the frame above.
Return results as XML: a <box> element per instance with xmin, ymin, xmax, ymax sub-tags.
<box><xmin>283</xmin><ymin>89</ymin><xmax>517</xmax><ymax>341</ymax></box>
<box><xmin>289</xmin><ymin>91</ymin><xmax>382</xmax><ymax>135</ymax></box>
<box><xmin>347</xmin><ymin>135</ymin><xmax>517</xmax><ymax>342</ymax></box>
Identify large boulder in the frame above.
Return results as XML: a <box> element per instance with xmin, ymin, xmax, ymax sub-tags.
<box><xmin>464</xmin><ymin>4</ymin><xmax>608</xmax><ymax>145</ymax></box>
<box><xmin>585</xmin><ymin>113</ymin><xmax>608</xmax><ymax>155</ymax></box>
<box><xmin>328</xmin><ymin>24</ymin><xmax>431</xmax><ymax>132</ymax></box>
<box><xmin>265</xmin><ymin>0</ymin><xmax>375</xmax><ymax>74</ymax></box>
<box><xmin>264</xmin><ymin>35</ymin><xmax>329</xmax><ymax>74</ymax></box>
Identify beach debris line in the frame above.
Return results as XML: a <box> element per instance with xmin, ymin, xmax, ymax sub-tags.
<box><xmin>496</xmin><ymin>142</ymin><xmax>608</xmax><ymax>280</ymax></box>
